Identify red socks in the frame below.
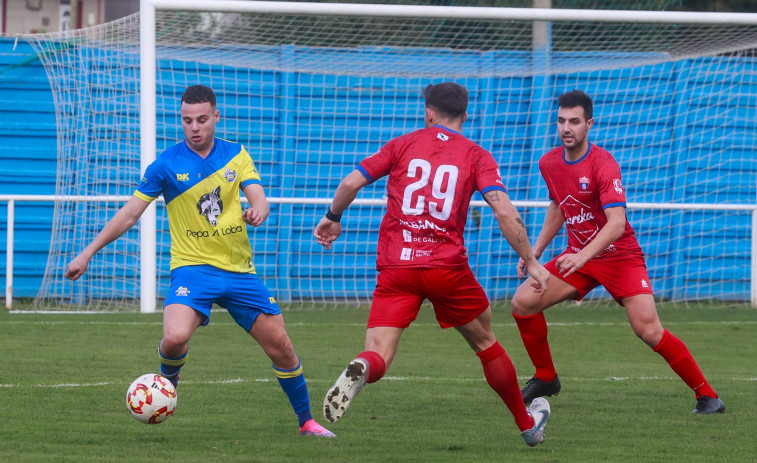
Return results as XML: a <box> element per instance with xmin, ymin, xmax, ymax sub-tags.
<box><xmin>477</xmin><ymin>342</ymin><xmax>534</xmax><ymax>432</ymax></box>
<box><xmin>514</xmin><ymin>312</ymin><xmax>718</xmax><ymax>400</ymax></box>
<box><xmin>357</xmin><ymin>350</ymin><xmax>386</xmax><ymax>384</ymax></box>
<box><xmin>653</xmin><ymin>329</ymin><xmax>717</xmax><ymax>399</ymax></box>
<box><xmin>512</xmin><ymin>312</ymin><xmax>558</xmax><ymax>382</ymax></box>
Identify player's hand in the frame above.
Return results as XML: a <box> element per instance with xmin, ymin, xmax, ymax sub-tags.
<box><xmin>525</xmin><ymin>261</ymin><xmax>550</xmax><ymax>293</ymax></box>
<box><xmin>555</xmin><ymin>252</ymin><xmax>587</xmax><ymax>278</ymax></box>
<box><xmin>64</xmin><ymin>255</ymin><xmax>89</xmax><ymax>281</ymax></box>
<box><xmin>313</xmin><ymin>216</ymin><xmax>342</xmax><ymax>250</ymax></box>
<box><xmin>242</xmin><ymin>207</ymin><xmax>264</xmax><ymax>227</ymax></box>
<box><xmin>517</xmin><ymin>248</ymin><xmax>542</xmax><ymax>278</ymax></box>
<box><xmin>516</xmin><ymin>257</ymin><xmax>527</xmax><ymax>278</ymax></box>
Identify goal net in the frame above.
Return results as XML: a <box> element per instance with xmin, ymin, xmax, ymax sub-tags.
<box><xmin>21</xmin><ymin>1</ymin><xmax>757</xmax><ymax>311</ymax></box>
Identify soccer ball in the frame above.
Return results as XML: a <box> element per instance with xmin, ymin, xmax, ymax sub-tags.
<box><xmin>125</xmin><ymin>373</ymin><xmax>177</xmax><ymax>424</ymax></box>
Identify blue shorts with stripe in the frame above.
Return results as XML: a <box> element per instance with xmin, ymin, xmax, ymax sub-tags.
<box><xmin>163</xmin><ymin>264</ymin><xmax>280</xmax><ymax>332</ymax></box>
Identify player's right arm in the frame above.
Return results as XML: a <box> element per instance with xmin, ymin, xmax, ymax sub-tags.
<box><xmin>516</xmin><ymin>200</ymin><xmax>564</xmax><ymax>278</ymax></box>
<box><xmin>314</xmin><ymin>169</ymin><xmax>370</xmax><ymax>250</ymax></box>
<box><xmin>65</xmin><ymin>196</ymin><xmax>151</xmax><ymax>281</ymax></box>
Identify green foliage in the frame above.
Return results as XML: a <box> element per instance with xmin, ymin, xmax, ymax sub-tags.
<box><xmin>0</xmin><ymin>303</ymin><xmax>754</xmax><ymax>462</ymax></box>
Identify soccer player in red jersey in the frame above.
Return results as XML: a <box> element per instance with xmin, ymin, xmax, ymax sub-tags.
<box><xmin>314</xmin><ymin>82</ymin><xmax>553</xmax><ymax>446</ymax></box>
<box><xmin>511</xmin><ymin>89</ymin><xmax>724</xmax><ymax>414</ymax></box>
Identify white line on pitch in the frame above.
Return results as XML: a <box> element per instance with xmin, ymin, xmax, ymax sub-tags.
<box><xmin>3</xmin><ymin>376</ymin><xmax>756</xmax><ymax>389</ymax></box>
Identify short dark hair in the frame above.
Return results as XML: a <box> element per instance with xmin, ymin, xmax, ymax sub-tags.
<box><xmin>423</xmin><ymin>82</ymin><xmax>468</xmax><ymax>119</ymax></box>
<box><xmin>558</xmin><ymin>89</ymin><xmax>593</xmax><ymax>120</ymax></box>
<box><xmin>181</xmin><ymin>85</ymin><xmax>216</xmax><ymax>107</ymax></box>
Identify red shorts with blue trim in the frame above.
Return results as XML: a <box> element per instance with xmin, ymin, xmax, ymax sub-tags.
<box><xmin>546</xmin><ymin>251</ymin><xmax>654</xmax><ymax>305</ymax></box>
<box><xmin>367</xmin><ymin>265</ymin><xmax>489</xmax><ymax>329</ymax></box>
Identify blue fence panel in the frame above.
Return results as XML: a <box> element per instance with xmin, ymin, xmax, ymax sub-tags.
<box><xmin>0</xmin><ymin>37</ymin><xmax>754</xmax><ymax>302</ymax></box>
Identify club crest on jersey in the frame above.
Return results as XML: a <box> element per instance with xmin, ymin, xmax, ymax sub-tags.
<box><xmin>224</xmin><ymin>167</ymin><xmax>237</xmax><ymax>183</ymax></box>
<box><xmin>613</xmin><ymin>179</ymin><xmax>623</xmax><ymax>194</ymax></box>
<box><xmin>437</xmin><ymin>132</ymin><xmax>449</xmax><ymax>141</ymax></box>
<box><xmin>579</xmin><ymin>176</ymin><xmax>590</xmax><ymax>190</ymax></box>
<box><xmin>197</xmin><ymin>186</ymin><xmax>223</xmax><ymax>227</ymax></box>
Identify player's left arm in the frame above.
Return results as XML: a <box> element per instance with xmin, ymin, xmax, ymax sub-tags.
<box><xmin>241</xmin><ymin>183</ymin><xmax>269</xmax><ymax>227</ymax></box>
<box><xmin>485</xmin><ymin>189</ymin><xmax>550</xmax><ymax>291</ymax></box>
<box><xmin>555</xmin><ymin>205</ymin><xmax>626</xmax><ymax>277</ymax></box>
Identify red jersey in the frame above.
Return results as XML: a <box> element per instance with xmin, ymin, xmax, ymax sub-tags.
<box><xmin>539</xmin><ymin>143</ymin><xmax>643</xmax><ymax>259</ymax></box>
<box><xmin>358</xmin><ymin>125</ymin><xmax>507</xmax><ymax>269</ymax></box>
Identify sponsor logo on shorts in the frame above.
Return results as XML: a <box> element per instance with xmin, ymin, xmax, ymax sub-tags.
<box><xmin>268</xmin><ymin>296</ymin><xmax>276</xmax><ymax>304</ymax></box>
<box><xmin>641</xmin><ymin>279</ymin><xmax>649</xmax><ymax>288</ymax></box>
<box><xmin>175</xmin><ymin>286</ymin><xmax>190</xmax><ymax>296</ymax></box>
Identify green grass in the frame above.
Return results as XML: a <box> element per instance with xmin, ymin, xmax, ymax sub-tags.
<box><xmin>1</xmin><ymin>302</ymin><xmax>755</xmax><ymax>462</ymax></box>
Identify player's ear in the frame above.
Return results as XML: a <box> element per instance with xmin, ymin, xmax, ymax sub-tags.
<box><xmin>424</xmin><ymin>106</ymin><xmax>434</xmax><ymax>125</ymax></box>
<box><xmin>461</xmin><ymin>111</ymin><xmax>468</xmax><ymax>124</ymax></box>
<box><xmin>586</xmin><ymin>117</ymin><xmax>594</xmax><ymax>129</ymax></box>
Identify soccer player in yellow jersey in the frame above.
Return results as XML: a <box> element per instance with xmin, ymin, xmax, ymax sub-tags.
<box><xmin>65</xmin><ymin>85</ymin><xmax>335</xmax><ymax>437</ymax></box>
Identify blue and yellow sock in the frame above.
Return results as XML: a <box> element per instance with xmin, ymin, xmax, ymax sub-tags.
<box><xmin>159</xmin><ymin>344</ymin><xmax>188</xmax><ymax>388</ymax></box>
<box><xmin>273</xmin><ymin>360</ymin><xmax>313</xmax><ymax>427</ymax></box>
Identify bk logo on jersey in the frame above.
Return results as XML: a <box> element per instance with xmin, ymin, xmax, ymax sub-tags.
<box><xmin>579</xmin><ymin>176</ymin><xmax>590</xmax><ymax>190</ymax></box>
<box><xmin>176</xmin><ymin>173</ymin><xmax>190</xmax><ymax>181</ymax></box>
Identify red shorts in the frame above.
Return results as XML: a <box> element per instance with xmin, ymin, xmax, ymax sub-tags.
<box><xmin>368</xmin><ymin>265</ymin><xmax>489</xmax><ymax>329</ymax></box>
<box><xmin>546</xmin><ymin>251</ymin><xmax>654</xmax><ymax>305</ymax></box>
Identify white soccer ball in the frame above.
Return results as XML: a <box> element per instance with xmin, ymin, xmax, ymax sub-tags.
<box><xmin>125</xmin><ymin>373</ymin><xmax>177</xmax><ymax>424</ymax></box>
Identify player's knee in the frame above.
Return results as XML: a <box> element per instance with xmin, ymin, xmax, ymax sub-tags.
<box><xmin>634</xmin><ymin>324</ymin><xmax>664</xmax><ymax>347</ymax></box>
<box><xmin>159</xmin><ymin>334</ymin><xmax>189</xmax><ymax>355</ymax></box>
<box><xmin>264</xmin><ymin>334</ymin><xmax>297</xmax><ymax>364</ymax></box>
<box><xmin>510</xmin><ymin>293</ymin><xmax>536</xmax><ymax>316</ymax></box>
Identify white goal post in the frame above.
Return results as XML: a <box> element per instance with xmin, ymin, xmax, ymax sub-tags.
<box><xmin>20</xmin><ymin>1</ymin><xmax>757</xmax><ymax>311</ymax></box>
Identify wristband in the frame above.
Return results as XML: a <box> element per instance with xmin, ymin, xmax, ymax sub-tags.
<box><xmin>325</xmin><ymin>207</ymin><xmax>342</xmax><ymax>222</ymax></box>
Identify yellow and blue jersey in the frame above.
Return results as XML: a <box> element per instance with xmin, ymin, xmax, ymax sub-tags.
<box><xmin>135</xmin><ymin>138</ymin><xmax>262</xmax><ymax>273</ymax></box>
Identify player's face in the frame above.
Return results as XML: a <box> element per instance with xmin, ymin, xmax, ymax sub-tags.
<box><xmin>181</xmin><ymin>101</ymin><xmax>219</xmax><ymax>156</ymax></box>
<box><xmin>557</xmin><ymin>106</ymin><xmax>593</xmax><ymax>154</ymax></box>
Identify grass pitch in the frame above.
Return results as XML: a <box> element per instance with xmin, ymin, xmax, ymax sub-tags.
<box><xmin>1</xmin><ymin>302</ymin><xmax>754</xmax><ymax>462</ymax></box>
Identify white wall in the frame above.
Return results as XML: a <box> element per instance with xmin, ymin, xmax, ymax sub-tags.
<box><xmin>4</xmin><ymin>0</ymin><xmax>107</xmax><ymax>35</ymax></box>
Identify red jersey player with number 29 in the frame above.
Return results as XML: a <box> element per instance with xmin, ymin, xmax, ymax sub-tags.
<box><xmin>314</xmin><ymin>82</ymin><xmax>552</xmax><ymax>447</ymax></box>
<box><xmin>511</xmin><ymin>89</ymin><xmax>724</xmax><ymax>415</ymax></box>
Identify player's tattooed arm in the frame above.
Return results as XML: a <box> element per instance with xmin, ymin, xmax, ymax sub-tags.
<box><xmin>514</xmin><ymin>217</ymin><xmax>529</xmax><ymax>247</ymax></box>
<box><xmin>485</xmin><ymin>189</ymin><xmax>530</xmax><ymax>248</ymax></box>
<box><xmin>484</xmin><ymin>190</ymin><xmax>501</xmax><ymax>202</ymax></box>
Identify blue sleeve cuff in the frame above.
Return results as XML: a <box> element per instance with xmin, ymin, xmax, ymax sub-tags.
<box><xmin>240</xmin><ymin>179</ymin><xmax>262</xmax><ymax>189</ymax></box>
<box><xmin>356</xmin><ymin>165</ymin><xmax>375</xmax><ymax>183</ymax></box>
<box><xmin>480</xmin><ymin>185</ymin><xmax>508</xmax><ymax>196</ymax></box>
